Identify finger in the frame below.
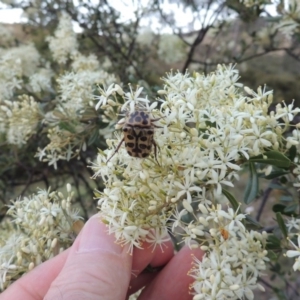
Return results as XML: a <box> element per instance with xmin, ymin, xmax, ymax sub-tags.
<box><xmin>127</xmin><ymin>272</ymin><xmax>157</xmax><ymax>298</ymax></box>
<box><xmin>0</xmin><ymin>249</ymin><xmax>70</xmax><ymax>300</ymax></box>
<box><xmin>128</xmin><ymin>239</ymin><xmax>174</xmax><ymax>295</ymax></box>
<box><xmin>44</xmin><ymin>215</ymin><xmax>133</xmax><ymax>300</ymax></box>
<box><xmin>138</xmin><ymin>245</ymin><xmax>204</xmax><ymax>300</ymax></box>
<box><xmin>131</xmin><ymin>239</ymin><xmax>174</xmax><ymax>278</ymax></box>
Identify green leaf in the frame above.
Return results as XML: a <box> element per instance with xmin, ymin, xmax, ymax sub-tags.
<box><xmin>269</xmin><ymin>183</ymin><xmax>286</xmax><ymax>190</ymax></box>
<box><xmin>222</xmin><ymin>189</ymin><xmax>240</xmax><ymax>212</ymax></box>
<box><xmin>279</xmin><ymin>176</ymin><xmax>288</xmax><ymax>184</ymax></box>
<box><xmin>279</xmin><ymin>195</ymin><xmax>293</xmax><ymax>202</ymax></box>
<box><xmin>245</xmin><ymin>215</ymin><xmax>262</xmax><ymax>228</ymax></box>
<box><xmin>275</xmin><ymin>212</ymin><xmax>288</xmax><ymax>238</ymax></box>
<box><xmin>273</xmin><ymin>204</ymin><xmax>294</xmax><ymax>216</ymax></box>
<box><xmin>259</xmin><ymin>169</ymin><xmax>289</xmax><ymax>179</ymax></box>
<box><xmin>249</xmin><ymin>150</ymin><xmax>291</xmax><ymax>168</ymax></box>
<box><xmin>287</xmin><ymin>145</ymin><xmax>297</xmax><ymax>161</ymax></box>
<box><xmin>59</xmin><ymin>122</ymin><xmax>76</xmax><ymax>133</ymax></box>
<box><xmin>266</xmin><ymin>235</ymin><xmax>282</xmax><ymax>250</ymax></box>
<box><xmin>88</xmin><ymin>129</ymin><xmax>100</xmax><ymax>145</ymax></box>
<box><xmin>267</xmin><ymin>250</ymin><xmax>278</xmax><ymax>261</ymax></box>
<box><xmin>243</xmin><ymin>162</ymin><xmax>259</xmax><ymax>204</ymax></box>
<box><xmin>284</xmin><ymin>203</ymin><xmax>298</xmax><ymax>214</ymax></box>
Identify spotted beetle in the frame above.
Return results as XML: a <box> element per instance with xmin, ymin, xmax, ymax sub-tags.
<box><xmin>107</xmin><ymin>110</ymin><xmax>161</xmax><ymax>164</ymax></box>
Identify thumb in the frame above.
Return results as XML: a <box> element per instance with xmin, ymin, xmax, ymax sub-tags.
<box><xmin>44</xmin><ymin>215</ymin><xmax>132</xmax><ymax>300</ymax></box>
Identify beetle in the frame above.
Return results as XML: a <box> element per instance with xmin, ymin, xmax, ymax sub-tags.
<box><xmin>107</xmin><ymin>110</ymin><xmax>161</xmax><ymax>164</ymax></box>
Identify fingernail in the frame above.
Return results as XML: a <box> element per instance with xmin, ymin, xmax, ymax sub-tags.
<box><xmin>78</xmin><ymin>215</ymin><xmax>124</xmax><ymax>255</ymax></box>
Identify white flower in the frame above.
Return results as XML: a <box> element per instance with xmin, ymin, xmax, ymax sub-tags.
<box><xmin>286</xmin><ymin>217</ymin><xmax>300</xmax><ymax>232</ymax></box>
<box><xmin>0</xmin><ymin>49</ymin><xmax>22</xmax><ymax>99</ymax></box>
<box><xmin>174</xmin><ymin>169</ymin><xmax>202</xmax><ymax>203</ymax></box>
<box><xmin>275</xmin><ymin>0</ymin><xmax>300</xmax><ymax>36</ymax></box>
<box><xmin>29</xmin><ymin>67</ymin><xmax>53</xmax><ymax>93</ymax></box>
<box><xmin>0</xmin><ymin>186</ymin><xmax>81</xmax><ymax>290</ymax></box>
<box><xmin>95</xmin><ymin>83</ymin><xmax>120</xmax><ymax>110</ymax></box>
<box><xmin>286</xmin><ymin>235</ymin><xmax>300</xmax><ymax>271</ymax></box>
<box><xmin>4</xmin><ymin>96</ymin><xmax>40</xmax><ymax>146</ymax></box>
<box><xmin>47</xmin><ymin>12</ymin><xmax>78</xmax><ymax>64</ymax></box>
<box><xmin>122</xmin><ymin>86</ymin><xmax>149</xmax><ymax>112</ymax></box>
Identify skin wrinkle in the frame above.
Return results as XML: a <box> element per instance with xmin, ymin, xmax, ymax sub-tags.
<box><xmin>45</xmin><ymin>249</ymin><xmax>132</xmax><ymax>300</ymax></box>
<box><xmin>13</xmin><ymin>279</ymin><xmax>41</xmax><ymax>300</ymax></box>
<box><xmin>45</xmin><ymin>286</ymin><xmax>105</xmax><ymax>300</ymax></box>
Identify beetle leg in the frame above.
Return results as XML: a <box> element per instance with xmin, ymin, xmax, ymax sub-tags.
<box><xmin>151</xmin><ymin>117</ymin><xmax>164</xmax><ymax>128</ymax></box>
<box><xmin>106</xmin><ymin>138</ymin><xmax>125</xmax><ymax>163</ymax></box>
<box><xmin>153</xmin><ymin>124</ymin><xmax>163</xmax><ymax>128</ymax></box>
<box><xmin>152</xmin><ymin>139</ymin><xmax>160</xmax><ymax>166</ymax></box>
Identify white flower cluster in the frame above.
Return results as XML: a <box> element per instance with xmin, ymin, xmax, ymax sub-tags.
<box><xmin>276</xmin><ymin>0</ymin><xmax>300</xmax><ymax>36</ymax></box>
<box><xmin>0</xmin><ymin>185</ymin><xmax>82</xmax><ymax>290</ymax></box>
<box><xmin>92</xmin><ymin>64</ymin><xmax>300</xmax><ymax>298</ymax></box>
<box><xmin>34</xmin><ymin>14</ymin><xmax>117</xmax><ymax>168</ymax></box>
<box><xmin>286</xmin><ymin>235</ymin><xmax>300</xmax><ymax>272</ymax></box>
<box><xmin>191</xmin><ymin>205</ymin><xmax>268</xmax><ymax>300</ymax></box>
<box><xmin>0</xmin><ymin>44</ymin><xmax>40</xmax><ymax>100</ymax></box>
<box><xmin>47</xmin><ymin>12</ymin><xmax>78</xmax><ymax>64</ymax></box>
<box><xmin>57</xmin><ymin>70</ymin><xmax>116</xmax><ymax>118</ymax></box>
<box><xmin>0</xmin><ymin>95</ymin><xmax>40</xmax><ymax>146</ymax></box>
<box><xmin>29</xmin><ymin>67</ymin><xmax>53</xmax><ymax>93</ymax></box>
<box><xmin>284</xmin><ymin>217</ymin><xmax>300</xmax><ymax>271</ymax></box>
<box><xmin>71</xmin><ymin>53</ymin><xmax>100</xmax><ymax>72</ymax></box>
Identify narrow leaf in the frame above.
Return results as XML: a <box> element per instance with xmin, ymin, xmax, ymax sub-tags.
<box><xmin>259</xmin><ymin>170</ymin><xmax>289</xmax><ymax>179</ymax></box>
<box><xmin>267</xmin><ymin>250</ymin><xmax>278</xmax><ymax>261</ymax></box>
<box><xmin>243</xmin><ymin>162</ymin><xmax>259</xmax><ymax>204</ymax></box>
<box><xmin>287</xmin><ymin>145</ymin><xmax>297</xmax><ymax>161</ymax></box>
<box><xmin>269</xmin><ymin>183</ymin><xmax>286</xmax><ymax>190</ymax></box>
<box><xmin>222</xmin><ymin>188</ymin><xmax>240</xmax><ymax>212</ymax></box>
<box><xmin>59</xmin><ymin>122</ymin><xmax>76</xmax><ymax>133</ymax></box>
<box><xmin>275</xmin><ymin>212</ymin><xmax>288</xmax><ymax>238</ymax></box>
<box><xmin>284</xmin><ymin>203</ymin><xmax>299</xmax><ymax>214</ymax></box>
<box><xmin>88</xmin><ymin>129</ymin><xmax>99</xmax><ymax>145</ymax></box>
<box><xmin>279</xmin><ymin>195</ymin><xmax>293</xmax><ymax>202</ymax></box>
<box><xmin>249</xmin><ymin>150</ymin><xmax>291</xmax><ymax>168</ymax></box>
<box><xmin>245</xmin><ymin>215</ymin><xmax>262</xmax><ymax>228</ymax></box>
<box><xmin>273</xmin><ymin>204</ymin><xmax>294</xmax><ymax>216</ymax></box>
<box><xmin>267</xmin><ymin>235</ymin><xmax>282</xmax><ymax>250</ymax></box>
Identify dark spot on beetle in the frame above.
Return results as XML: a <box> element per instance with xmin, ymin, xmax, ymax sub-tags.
<box><xmin>127</xmin><ymin>150</ymin><xmax>132</xmax><ymax>156</ymax></box>
<box><xmin>123</xmin><ymin>127</ymin><xmax>129</xmax><ymax>132</ymax></box>
<box><xmin>142</xmin><ymin>120</ymin><xmax>149</xmax><ymax>125</ymax></box>
<box><xmin>135</xmin><ymin>116</ymin><xmax>142</xmax><ymax>122</ymax></box>
<box><xmin>127</xmin><ymin>135</ymin><xmax>134</xmax><ymax>140</ymax></box>
<box><xmin>139</xmin><ymin>144</ymin><xmax>147</xmax><ymax>149</ymax></box>
<box><xmin>147</xmin><ymin>145</ymin><xmax>152</xmax><ymax>150</ymax></box>
<box><xmin>140</xmin><ymin>136</ymin><xmax>147</xmax><ymax>142</ymax></box>
<box><xmin>142</xmin><ymin>153</ymin><xmax>149</xmax><ymax>158</ymax></box>
<box><xmin>131</xmin><ymin>111</ymin><xmax>139</xmax><ymax>117</ymax></box>
<box><xmin>132</xmin><ymin>148</ymin><xmax>142</xmax><ymax>153</ymax></box>
<box><xmin>140</xmin><ymin>111</ymin><xmax>149</xmax><ymax>119</ymax></box>
<box><xmin>126</xmin><ymin>142</ymin><xmax>134</xmax><ymax>148</ymax></box>
<box><xmin>128</xmin><ymin>112</ymin><xmax>139</xmax><ymax>122</ymax></box>
<box><xmin>147</xmin><ymin>130</ymin><xmax>154</xmax><ymax>135</ymax></box>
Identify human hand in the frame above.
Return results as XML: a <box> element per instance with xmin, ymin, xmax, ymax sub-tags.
<box><xmin>0</xmin><ymin>215</ymin><xmax>204</xmax><ymax>300</ymax></box>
